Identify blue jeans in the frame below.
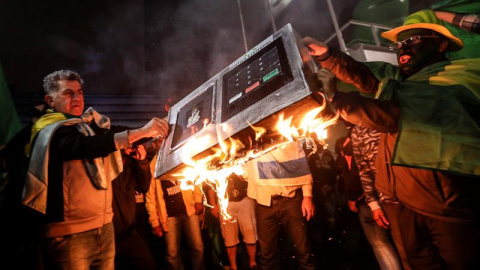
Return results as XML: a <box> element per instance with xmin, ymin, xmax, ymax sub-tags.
<box><xmin>255</xmin><ymin>192</ymin><xmax>315</xmax><ymax>270</ymax></box>
<box><xmin>358</xmin><ymin>204</ymin><xmax>402</xmax><ymax>270</ymax></box>
<box><xmin>42</xmin><ymin>222</ymin><xmax>115</xmax><ymax>270</ymax></box>
<box><xmin>164</xmin><ymin>213</ymin><xmax>205</xmax><ymax>270</ymax></box>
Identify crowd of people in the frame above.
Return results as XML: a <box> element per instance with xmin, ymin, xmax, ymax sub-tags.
<box><xmin>0</xmin><ymin>5</ymin><xmax>479</xmax><ymax>270</ymax></box>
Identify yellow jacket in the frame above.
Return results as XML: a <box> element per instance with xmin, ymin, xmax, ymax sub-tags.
<box><xmin>145</xmin><ymin>155</ymin><xmax>203</xmax><ymax>230</ymax></box>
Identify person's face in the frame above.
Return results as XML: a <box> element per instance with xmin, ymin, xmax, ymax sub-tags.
<box><xmin>394</xmin><ymin>29</ymin><xmax>447</xmax><ymax>77</ymax></box>
<box><xmin>45</xmin><ymin>80</ymin><xmax>84</xmax><ymax>116</ymax></box>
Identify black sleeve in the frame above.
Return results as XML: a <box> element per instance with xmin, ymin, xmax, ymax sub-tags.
<box><xmin>318</xmin><ymin>48</ymin><xmax>379</xmax><ymax>95</ymax></box>
<box><xmin>50</xmin><ymin>125</ymin><xmax>117</xmax><ymax>160</ymax></box>
<box><xmin>132</xmin><ymin>158</ymin><xmax>152</xmax><ymax>193</ymax></box>
<box><xmin>90</xmin><ymin>124</ymin><xmax>130</xmax><ymax>135</ymax></box>
<box><xmin>109</xmin><ymin>124</ymin><xmax>134</xmax><ymax>133</ymax></box>
<box><xmin>335</xmin><ymin>148</ymin><xmax>363</xmax><ymax>201</ymax></box>
<box><xmin>344</xmin><ymin>157</ymin><xmax>364</xmax><ymax>201</ymax></box>
<box><xmin>333</xmin><ymin>92</ymin><xmax>400</xmax><ymax>133</ymax></box>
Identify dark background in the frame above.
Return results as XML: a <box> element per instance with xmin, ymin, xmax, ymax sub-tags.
<box><xmin>0</xmin><ymin>0</ymin><xmax>435</xmax><ymax>119</ymax></box>
<box><xmin>0</xmin><ymin>0</ymin><xmax>358</xmax><ymax>102</ymax></box>
<box><xmin>0</xmin><ymin>1</ymin><xmax>439</xmax><ymax>269</ymax></box>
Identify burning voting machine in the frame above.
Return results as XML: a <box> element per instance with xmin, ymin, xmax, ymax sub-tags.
<box><xmin>154</xmin><ymin>23</ymin><xmax>337</xmax><ymax>181</ymax></box>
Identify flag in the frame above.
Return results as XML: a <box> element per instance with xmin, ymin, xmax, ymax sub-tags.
<box><xmin>430</xmin><ymin>0</ymin><xmax>480</xmax><ymax>59</ymax></box>
<box><xmin>0</xmin><ymin>62</ymin><xmax>22</xmax><ymax>145</ymax></box>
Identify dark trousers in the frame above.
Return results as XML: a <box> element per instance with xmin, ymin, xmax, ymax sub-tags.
<box><xmin>255</xmin><ymin>192</ymin><xmax>315</xmax><ymax>270</ymax></box>
<box><xmin>383</xmin><ymin>203</ymin><xmax>480</xmax><ymax>270</ymax></box>
<box><xmin>115</xmin><ymin>229</ymin><xmax>156</xmax><ymax>270</ymax></box>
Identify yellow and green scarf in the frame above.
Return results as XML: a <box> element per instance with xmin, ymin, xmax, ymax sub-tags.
<box><xmin>26</xmin><ymin>109</ymin><xmax>76</xmax><ymax>156</ymax></box>
<box><xmin>375</xmin><ymin>58</ymin><xmax>480</xmax><ymax>176</ymax></box>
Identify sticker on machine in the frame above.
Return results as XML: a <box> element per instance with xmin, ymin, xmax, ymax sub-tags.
<box><xmin>229</xmin><ymin>92</ymin><xmax>242</xmax><ymax>104</ymax></box>
<box><xmin>186</xmin><ymin>106</ymin><xmax>201</xmax><ymax>128</ymax></box>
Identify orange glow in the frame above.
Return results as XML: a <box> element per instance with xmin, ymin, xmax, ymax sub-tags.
<box><xmin>203</xmin><ymin>118</ymin><xmax>209</xmax><ymax>129</ymax></box>
<box><xmin>175</xmin><ymin>97</ymin><xmax>339</xmax><ymax>221</ymax></box>
<box><xmin>248</xmin><ymin>121</ymin><xmax>266</xmax><ymax>141</ymax></box>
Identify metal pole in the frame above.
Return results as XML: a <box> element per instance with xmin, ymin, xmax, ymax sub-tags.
<box><xmin>370</xmin><ymin>23</ymin><xmax>381</xmax><ymax>46</ymax></box>
<box><xmin>266</xmin><ymin>0</ymin><xmax>277</xmax><ymax>33</ymax></box>
<box><xmin>326</xmin><ymin>0</ymin><xmax>347</xmax><ymax>52</ymax></box>
<box><xmin>237</xmin><ymin>0</ymin><xmax>249</xmax><ymax>53</ymax></box>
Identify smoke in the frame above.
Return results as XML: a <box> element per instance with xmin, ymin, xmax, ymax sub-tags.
<box><xmin>273</xmin><ymin>0</ymin><xmax>356</xmax><ymax>42</ymax></box>
<box><xmin>145</xmin><ymin>0</ymin><xmax>246</xmax><ymax>104</ymax></box>
<box><xmin>84</xmin><ymin>2</ymin><xmax>145</xmax><ymax>94</ymax></box>
<box><xmin>79</xmin><ymin>0</ymin><xmax>353</xmax><ymax>101</ymax></box>
<box><xmin>207</xmin><ymin>28</ymin><xmax>241</xmax><ymax>78</ymax></box>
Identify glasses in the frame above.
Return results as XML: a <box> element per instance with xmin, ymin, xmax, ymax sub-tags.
<box><xmin>388</xmin><ymin>35</ymin><xmax>440</xmax><ymax>50</ymax></box>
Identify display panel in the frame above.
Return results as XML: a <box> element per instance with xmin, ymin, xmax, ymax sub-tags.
<box><xmin>171</xmin><ymin>85</ymin><xmax>214</xmax><ymax>148</ymax></box>
<box><xmin>221</xmin><ymin>37</ymin><xmax>294</xmax><ymax>122</ymax></box>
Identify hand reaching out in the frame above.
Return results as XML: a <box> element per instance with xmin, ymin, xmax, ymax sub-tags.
<box><xmin>128</xmin><ymin>117</ymin><xmax>169</xmax><ymax>145</ymax></box>
<box><xmin>373</xmin><ymin>208</ymin><xmax>390</xmax><ymax>229</ymax></box>
<box><xmin>347</xmin><ymin>200</ymin><xmax>359</xmax><ymax>213</ymax></box>
<box><xmin>141</xmin><ymin>117</ymin><xmax>169</xmax><ymax>139</ymax></box>
<box><xmin>152</xmin><ymin>226</ymin><xmax>164</xmax><ymax>238</ymax></box>
<box><xmin>302</xmin><ymin>196</ymin><xmax>315</xmax><ymax>221</ymax></box>
<box><xmin>303</xmin><ymin>36</ymin><xmax>329</xmax><ymax>58</ymax></box>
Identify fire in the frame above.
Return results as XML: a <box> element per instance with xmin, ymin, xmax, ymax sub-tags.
<box><xmin>248</xmin><ymin>121</ymin><xmax>266</xmax><ymax>141</ymax></box>
<box><xmin>175</xmin><ymin>99</ymin><xmax>339</xmax><ymax>221</ymax></box>
<box><xmin>276</xmin><ymin>114</ymin><xmax>298</xmax><ymax>142</ymax></box>
<box><xmin>203</xmin><ymin>118</ymin><xmax>209</xmax><ymax>129</ymax></box>
<box><xmin>175</xmin><ymin>133</ymin><xmax>243</xmax><ymax>221</ymax></box>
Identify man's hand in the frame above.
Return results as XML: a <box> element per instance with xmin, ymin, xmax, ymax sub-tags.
<box><xmin>317</xmin><ymin>68</ymin><xmax>337</xmax><ymax>101</ymax></box>
<box><xmin>136</xmin><ymin>144</ymin><xmax>147</xmax><ymax>160</ymax></box>
<box><xmin>373</xmin><ymin>208</ymin><xmax>390</xmax><ymax>229</ymax></box>
<box><xmin>125</xmin><ymin>144</ymin><xmax>147</xmax><ymax>160</ymax></box>
<box><xmin>152</xmin><ymin>226</ymin><xmax>164</xmax><ymax>238</ymax></box>
<box><xmin>206</xmin><ymin>189</ymin><xmax>219</xmax><ymax>218</ymax></box>
<box><xmin>141</xmin><ymin>117</ymin><xmax>169</xmax><ymax>139</ymax></box>
<box><xmin>302</xmin><ymin>196</ymin><xmax>315</xmax><ymax>221</ymax></box>
<box><xmin>303</xmin><ymin>36</ymin><xmax>329</xmax><ymax>57</ymax></box>
<box><xmin>195</xmin><ymin>202</ymin><xmax>204</xmax><ymax>215</ymax></box>
<box><xmin>128</xmin><ymin>117</ymin><xmax>169</xmax><ymax>145</ymax></box>
<box><xmin>347</xmin><ymin>200</ymin><xmax>359</xmax><ymax>213</ymax></box>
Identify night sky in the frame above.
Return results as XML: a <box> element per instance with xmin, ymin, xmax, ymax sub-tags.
<box><xmin>0</xmin><ymin>0</ymin><xmax>435</xmax><ymax>106</ymax></box>
<box><xmin>0</xmin><ymin>0</ymin><xmax>357</xmax><ymax>101</ymax></box>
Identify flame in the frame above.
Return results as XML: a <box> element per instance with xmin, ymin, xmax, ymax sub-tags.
<box><xmin>175</xmin><ymin>99</ymin><xmax>339</xmax><ymax>221</ymax></box>
<box><xmin>248</xmin><ymin>121</ymin><xmax>266</xmax><ymax>141</ymax></box>
<box><xmin>190</xmin><ymin>126</ymin><xmax>198</xmax><ymax>135</ymax></box>
<box><xmin>276</xmin><ymin>114</ymin><xmax>298</xmax><ymax>141</ymax></box>
<box><xmin>176</xmin><ymin>134</ymin><xmax>240</xmax><ymax>221</ymax></box>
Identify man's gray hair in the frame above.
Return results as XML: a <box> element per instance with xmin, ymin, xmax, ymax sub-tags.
<box><xmin>43</xmin><ymin>70</ymin><xmax>84</xmax><ymax>94</ymax></box>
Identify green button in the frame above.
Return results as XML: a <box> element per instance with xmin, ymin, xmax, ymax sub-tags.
<box><xmin>263</xmin><ymin>68</ymin><xmax>279</xmax><ymax>82</ymax></box>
